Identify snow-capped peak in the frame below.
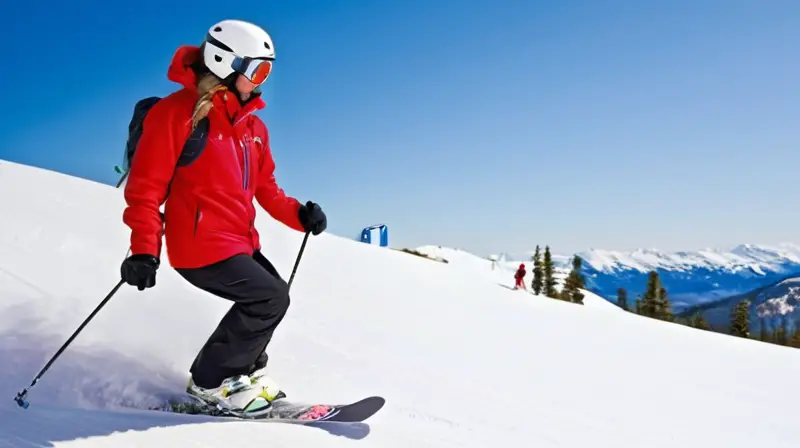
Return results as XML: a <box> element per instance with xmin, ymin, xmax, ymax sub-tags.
<box><xmin>574</xmin><ymin>244</ymin><xmax>800</xmax><ymax>275</ymax></box>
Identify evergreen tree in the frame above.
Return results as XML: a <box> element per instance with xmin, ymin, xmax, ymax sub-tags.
<box><xmin>561</xmin><ymin>255</ymin><xmax>586</xmax><ymax>304</ymax></box>
<box><xmin>763</xmin><ymin>327</ymin><xmax>775</xmax><ymax>344</ymax></box>
<box><xmin>639</xmin><ymin>271</ymin><xmax>672</xmax><ymax>321</ymax></box>
<box><xmin>775</xmin><ymin>316</ymin><xmax>788</xmax><ymax>346</ymax></box>
<box><xmin>657</xmin><ymin>286</ymin><xmax>674</xmax><ymax>322</ymax></box>
<box><xmin>788</xmin><ymin>320</ymin><xmax>800</xmax><ymax>348</ymax></box>
<box><xmin>730</xmin><ymin>300</ymin><xmax>751</xmax><ymax>338</ymax></box>
<box><xmin>572</xmin><ymin>256</ymin><xmax>586</xmax><ymax>288</ymax></box>
<box><xmin>640</xmin><ymin>272</ymin><xmax>657</xmax><ymax>318</ymax></box>
<box><xmin>542</xmin><ymin>246</ymin><xmax>557</xmax><ymax>298</ymax></box>
<box><xmin>689</xmin><ymin>313</ymin><xmax>711</xmax><ymax>330</ymax></box>
<box><xmin>775</xmin><ymin>326</ymin><xmax>786</xmax><ymax>345</ymax></box>
<box><xmin>759</xmin><ymin>317</ymin><xmax>770</xmax><ymax>342</ymax></box>
<box><xmin>634</xmin><ymin>297</ymin><xmax>642</xmax><ymax>314</ymax></box>
<box><xmin>531</xmin><ymin>245</ymin><xmax>543</xmax><ymax>295</ymax></box>
<box><xmin>617</xmin><ymin>288</ymin><xmax>629</xmax><ymax>311</ymax></box>
<box><xmin>571</xmin><ymin>288</ymin><xmax>585</xmax><ymax>305</ymax></box>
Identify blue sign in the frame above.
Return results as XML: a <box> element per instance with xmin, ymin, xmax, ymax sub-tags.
<box><xmin>360</xmin><ymin>224</ymin><xmax>389</xmax><ymax>247</ymax></box>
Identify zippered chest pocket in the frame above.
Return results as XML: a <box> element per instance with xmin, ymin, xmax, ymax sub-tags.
<box><xmin>210</xmin><ymin>129</ymin><xmax>253</xmax><ymax>193</ymax></box>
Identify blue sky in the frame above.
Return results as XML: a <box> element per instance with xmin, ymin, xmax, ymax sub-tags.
<box><xmin>2</xmin><ymin>0</ymin><xmax>799</xmax><ymax>256</ymax></box>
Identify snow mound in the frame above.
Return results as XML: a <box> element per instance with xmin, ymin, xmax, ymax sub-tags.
<box><xmin>1</xmin><ymin>159</ymin><xmax>800</xmax><ymax>447</ymax></box>
<box><xmin>414</xmin><ymin>245</ymin><xmax>496</xmax><ymax>275</ymax></box>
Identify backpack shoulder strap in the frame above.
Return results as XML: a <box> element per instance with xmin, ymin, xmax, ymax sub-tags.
<box><xmin>160</xmin><ymin>116</ymin><xmax>211</xmax><ymax>204</ymax></box>
<box><xmin>178</xmin><ymin>117</ymin><xmax>210</xmax><ymax>168</ymax></box>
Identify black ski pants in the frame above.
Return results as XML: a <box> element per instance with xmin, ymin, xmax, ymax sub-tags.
<box><xmin>175</xmin><ymin>250</ymin><xmax>290</xmax><ymax>389</ymax></box>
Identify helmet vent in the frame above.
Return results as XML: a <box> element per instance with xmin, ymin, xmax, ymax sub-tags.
<box><xmin>213</xmin><ymin>26</ymin><xmax>222</xmax><ymax>32</ymax></box>
<box><xmin>215</xmin><ymin>55</ymin><xmax>222</xmax><ymax>62</ymax></box>
<box><xmin>264</xmin><ymin>42</ymin><xmax>271</xmax><ymax>50</ymax></box>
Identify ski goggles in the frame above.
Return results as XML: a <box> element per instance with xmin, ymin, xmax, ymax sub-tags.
<box><xmin>231</xmin><ymin>56</ymin><xmax>273</xmax><ymax>85</ymax></box>
<box><xmin>205</xmin><ymin>34</ymin><xmax>274</xmax><ymax>85</ymax></box>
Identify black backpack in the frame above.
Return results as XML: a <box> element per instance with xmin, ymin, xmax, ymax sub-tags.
<box><xmin>115</xmin><ymin>96</ymin><xmax>209</xmax><ymax>188</ymax></box>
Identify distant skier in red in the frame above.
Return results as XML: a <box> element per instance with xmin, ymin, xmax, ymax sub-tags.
<box><xmin>513</xmin><ymin>263</ymin><xmax>527</xmax><ymax>290</ymax></box>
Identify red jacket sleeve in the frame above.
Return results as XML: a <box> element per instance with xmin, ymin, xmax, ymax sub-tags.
<box><xmin>122</xmin><ymin>96</ymin><xmax>190</xmax><ymax>257</ymax></box>
<box><xmin>252</xmin><ymin>119</ymin><xmax>305</xmax><ymax>232</ymax></box>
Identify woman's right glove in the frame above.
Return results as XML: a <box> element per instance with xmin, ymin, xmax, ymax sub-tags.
<box><xmin>120</xmin><ymin>254</ymin><xmax>160</xmax><ymax>291</ymax></box>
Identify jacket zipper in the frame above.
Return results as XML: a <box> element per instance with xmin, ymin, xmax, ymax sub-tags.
<box><xmin>233</xmin><ymin>128</ymin><xmax>250</xmax><ymax>191</ymax></box>
<box><xmin>242</xmin><ymin>139</ymin><xmax>249</xmax><ymax>190</ymax></box>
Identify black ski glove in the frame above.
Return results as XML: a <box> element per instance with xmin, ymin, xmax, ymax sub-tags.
<box><xmin>120</xmin><ymin>254</ymin><xmax>160</xmax><ymax>291</ymax></box>
<box><xmin>298</xmin><ymin>201</ymin><xmax>327</xmax><ymax>235</ymax></box>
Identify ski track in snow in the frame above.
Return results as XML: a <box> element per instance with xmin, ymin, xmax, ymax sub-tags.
<box><xmin>1</xmin><ymin>159</ymin><xmax>800</xmax><ymax>447</ymax></box>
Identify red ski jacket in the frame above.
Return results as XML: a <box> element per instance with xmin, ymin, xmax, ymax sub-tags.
<box><xmin>122</xmin><ymin>45</ymin><xmax>305</xmax><ymax>269</ymax></box>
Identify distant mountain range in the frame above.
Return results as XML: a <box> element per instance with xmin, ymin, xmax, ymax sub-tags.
<box><xmin>678</xmin><ymin>275</ymin><xmax>800</xmax><ymax>332</ymax></box>
<box><xmin>493</xmin><ymin>243</ymin><xmax>800</xmax><ymax>312</ymax></box>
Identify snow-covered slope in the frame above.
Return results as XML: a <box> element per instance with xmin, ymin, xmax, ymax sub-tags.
<box><xmin>412</xmin><ymin>245</ymin><xmax>617</xmax><ymax>311</ymax></box>
<box><xmin>2</xmin><ymin>159</ymin><xmax>800</xmax><ymax>447</ymax></box>
<box><xmin>412</xmin><ymin>245</ymin><xmax>548</xmax><ymax>287</ymax></box>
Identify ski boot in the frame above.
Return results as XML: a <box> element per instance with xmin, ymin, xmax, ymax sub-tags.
<box><xmin>246</xmin><ymin>352</ymin><xmax>286</xmax><ymax>402</ymax></box>
<box><xmin>187</xmin><ymin>374</ymin><xmax>275</xmax><ymax>417</ymax></box>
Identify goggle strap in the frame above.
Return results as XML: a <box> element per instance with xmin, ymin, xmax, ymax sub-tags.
<box><xmin>204</xmin><ymin>33</ymin><xmax>274</xmax><ymax>83</ymax></box>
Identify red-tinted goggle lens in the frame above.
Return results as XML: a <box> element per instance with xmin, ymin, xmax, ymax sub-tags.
<box><xmin>249</xmin><ymin>60</ymin><xmax>272</xmax><ymax>84</ymax></box>
<box><xmin>232</xmin><ymin>57</ymin><xmax>273</xmax><ymax>84</ymax></box>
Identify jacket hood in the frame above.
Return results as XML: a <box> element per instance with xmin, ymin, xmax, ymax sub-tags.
<box><xmin>166</xmin><ymin>45</ymin><xmax>266</xmax><ymax>113</ymax></box>
<box><xmin>167</xmin><ymin>45</ymin><xmax>203</xmax><ymax>90</ymax></box>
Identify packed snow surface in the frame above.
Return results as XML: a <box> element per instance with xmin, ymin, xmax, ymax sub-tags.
<box><xmin>2</xmin><ymin>159</ymin><xmax>800</xmax><ymax>447</ymax></box>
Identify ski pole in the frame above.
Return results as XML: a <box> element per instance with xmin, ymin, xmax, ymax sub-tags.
<box><xmin>115</xmin><ymin>171</ymin><xmax>129</xmax><ymax>188</ymax></box>
<box><xmin>287</xmin><ymin>231</ymin><xmax>310</xmax><ymax>290</ymax></box>
<box><xmin>14</xmin><ymin>279</ymin><xmax>125</xmax><ymax>409</ymax></box>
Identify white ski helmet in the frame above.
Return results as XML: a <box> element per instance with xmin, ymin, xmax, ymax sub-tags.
<box><xmin>201</xmin><ymin>19</ymin><xmax>275</xmax><ymax>82</ymax></box>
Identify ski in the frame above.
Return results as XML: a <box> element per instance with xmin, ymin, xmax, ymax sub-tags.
<box><xmin>167</xmin><ymin>395</ymin><xmax>385</xmax><ymax>423</ymax></box>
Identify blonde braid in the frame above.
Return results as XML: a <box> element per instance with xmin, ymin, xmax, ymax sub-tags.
<box><xmin>191</xmin><ymin>73</ymin><xmax>228</xmax><ymax>130</ymax></box>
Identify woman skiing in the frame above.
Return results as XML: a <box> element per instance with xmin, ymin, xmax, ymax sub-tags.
<box><xmin>119</xmin><ymin>19</ymin><xmax>327</xmax><ymax>415</ymax></box>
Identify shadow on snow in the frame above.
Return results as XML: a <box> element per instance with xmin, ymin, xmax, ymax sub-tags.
<box><xmin>0</xmin><ymin>330</ymin><xmax>371</xmax><ymax>445</ymax></box>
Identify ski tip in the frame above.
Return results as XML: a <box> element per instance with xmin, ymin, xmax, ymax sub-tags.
<box><xmin>319</xmin><ymin>395</ymin><xmax>386</xmax><ymax>423</ymax></box>
<box><xmin>354</xmin><ymin>396</ymin><xmax>386</xmax><ymax>409</ymax></box>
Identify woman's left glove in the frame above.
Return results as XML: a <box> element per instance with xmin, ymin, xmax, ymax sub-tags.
<box><xmin>298</xmin><ymin>201</ymin><xmax>327</xmax><ymax>235</ymax></box>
